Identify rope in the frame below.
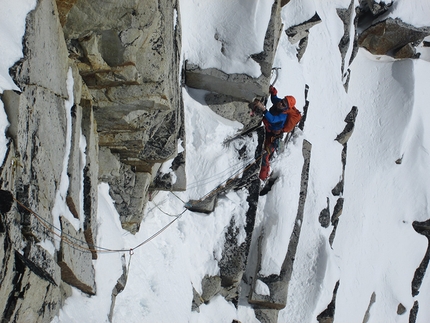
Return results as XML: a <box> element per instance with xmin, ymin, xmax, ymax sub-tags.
<box><xmin>185</xmin><ymin>155</ymin><xmax>256</xmax><ymax>191</ymax></box>
<box><xmin>196</xmin><ymin>153</ymin><xmax>264</xmax><ymax>203</ymax></box>
<box><xmin>8</xmin><ymin>124</ymin><xmax>271</xmax><ymax>255</ymax></box>
<box><xmin>13</xmin><ymin>197</ymin><xmax>184</xmax><ymax>254</ymax></box>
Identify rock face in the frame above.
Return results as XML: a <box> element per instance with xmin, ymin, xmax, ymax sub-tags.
<box><xmin>60</xmin><ymin>0</ymin><xmax>186</xmax><ymax>231</ymax></box>
<box><xmin>2</xmin><ymin>0</ymin><xmax>428</xmax><ymax>321</ymax></box>
<box><xmin>0</xmin><ymin>0</ymin><xmax>184</xmax><ymax>321</ymax></box>
<box><xmin>285</xmin><ymin>12</ymin><xmax>321</xmax><ymax>61</ymax></box>
<box><xmin>358</xmin><ymin>18</ymin><xmax>430</xmax><ymax>58</ymax></box>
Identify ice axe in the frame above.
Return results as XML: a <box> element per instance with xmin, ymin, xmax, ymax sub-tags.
<box><xmin>249</xmin><ymin>67</ymin><xmax>282</xmax><ymax>117</ymax></box>
<box><xmin>271</xmin><ymin>67</ymin><xmax>281</xmax><ymax>87</ymax></box>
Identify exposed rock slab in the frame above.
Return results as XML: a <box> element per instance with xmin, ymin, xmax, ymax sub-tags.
<box><xmin>18</xmin><ymin>244</ymin><xmax>61</xmax><ymax>286</ymax></box>
<box><xmin>316</xmin><ymin>281</ymin><xmax>340</xmax><ymax>323</ymax></box>
<box><xmin>81</xmin><ymin>99</ymin><xmax>99</xmax><ymax>259</ymax></box>
<box><xmin>285</xmin><ymin>12</ymin><xmax>321</xmax><ymax>61</ymax></box>
<box><xmin>12</xmin><ymin>0</ymin><xmax>69</xmax><ymax>98</ymax></box>
<box><xmin>5</xmin><ymin>86</ymin><xmax>67</xmax><ymax>242</ymax></box>
<box><xmin>110</xmin><ymin>168</ymin><xmax>152</xmax><ymax>233</ymax></box>
<box><xmin>58</xmin><ymin>216</ymin><xmax>96</xmax><ymax>295</ymax></box>
<box><xmin>285</xmin><ymin>12</ymin><xmax>321</xmax><ymax>44</ymax></box>
<box><xmin>358</xmin><ymin>18</ymin><xmax>430</xmax><ymax>57</ymax></box>
<box><xmin>185</xmin><ymin>63</ymin><xmax>267</xmax><ymax>103</ymax></box>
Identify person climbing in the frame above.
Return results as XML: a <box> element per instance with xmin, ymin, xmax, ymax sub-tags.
<box><xmin>254</xmin><ymin>85</ymin><xmax>297</xmax><ymax>181</ymax></box>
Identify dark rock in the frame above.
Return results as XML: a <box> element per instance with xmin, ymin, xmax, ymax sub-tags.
<box><xmin>219</xmin><ymin>217</ymin><xmax>244</xmax><ymax>288</ymax></box>
<box><xmin>409</xmin><ymin>301</ymin><xmax>419</xmax><ymax>323</ymax></box>
<box><xmin>397</xmin><ymin>303</ymin><xmax>406</xmax><ymax>315</ymax></box>
<box><xmin>191</xmin><ymin>286</ymin><xmax>203</xmax><ymax>312</ymax></box>
<box><xmin>337</xmin><ymin>1</ymin><xmax>354</xmax><ymax>76</ymax></box>
<box><xmin>57</xmin><ymin>216</ymin><xmax>96</xmax><ymax>295</ymax></box>
<box><xmin>344</xmin><ymin>106</ymin><xmax>358</xmax><ymax>123</ymax></box>
<box><xmin>343</xmin><ymin>69</ymin><xmax>351</xmax><ymax>92</ymax></box>
<box><xmin>254</xmin><ymin>308</ymin><xmax>279</xmax><ymax>323</ymax></box>
<box><xmin>331</xmin><ymin>180</ymin><xmax>344</xmax><ymax>196</ymax></box>
<box><xmin>18</xmin><ymin>244</ymin><xmax>61</xmax><ymax>286</ymax></box>
<box><xmin>358</xmin><ymin>0</ymin><xmax>392</xmax><ymax>17</ymax></box>
<box><xmin>358</xmin><ymin>18</ymin><xmax>430</xmax><ymax>57</ymax></box>
<box><xmin>298</xmin><ymin>84</ymin><xmax>310</xmax><ymax>131</ymax></box>
<box><xmin>260</xmin><ymin>177</ymin><xmax>278</xmax><ymax>196</ymax></box>
<box><xmin>280</xmin><ymin>0</ymin><xmax>291</xmax><ymax>7</ymax></box>
<box><xmin>296</xmin><ymin>36</ymin><xmax>309</xmax><ymax>62</ymax></box>
<box><xmin>328</xmin><ymin>226</ymin><xmax>337</xmax><ymax>248</ymax></box>
<box><xmin>201</xmin><ymin>275</ymin><xmax>222</xmax><ymax>302</ymax></box>
<box><xmin>317</xmin><ymin>281</ymin><xmax>340</xmax><ymax>323</ymax></box>
<box><xmin>331</xmin><ymin>198</ymin><xmax>344</xmax><ymax>226</ymax></box>
<box><xmin>395</xmin><ymin>156</ymin><xmax>403</xmax><ymax>165</ymax></box>
<box><xmin>335</xmin><ymin>122</ymin><xmax>355</xmax><ymax>145</ymax></box>
<box><xmin>0</xmin><ymin>190</ymin><xmax>14</xmax><ymax>214</ymax></box>
<box><xmin>394</xmin><ymin>43</ymin><xmax>419</xmax><ymax>59</ymax></box>
<box><xmin>185</xmin><ymin>195</ymin><xmax>217</xmax><ymax>214</ymax></box>
<box><xmin>285</xmin><ymin>13</ymin><xmax>321</xmax><ymax>61</ymax></box>
<box><xmin>362</xmin><ymin>292</ymin><xmax>376</xmax><ymax>323</ymax></box>
<box><xmin>319</xmin><ymin>198</ymin><xmax>331</xmax><ymax>228</ymax></box>
<box><xmin>411</xmin><ymin>220</ymin><xmax>430</xmax><ymax>297</ymax></box>
<box><xmin>285</xmin><ymin>12</ymin><xmax>321</xmax><ymax>44</ymax></box>
<box><xmin>81</xmin><ymin>102</ymin><xmax>99</xmax><ymax>259</ymax></box>
<box><xmin>254</xmin><ymin>0</ymin><xmax>284</xmax><ymax>78</ymax></box>
<box><xmin>108</xmin><ymin>254</ymin><xmax>129</xmax><ymax>322</ymax></box>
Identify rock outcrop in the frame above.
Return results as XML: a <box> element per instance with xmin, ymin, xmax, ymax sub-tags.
<box><xmin>0</xmin><ymin>0</ymin><xmax>184</xmax><ymax>321</ymax></box>
<box><xmin>358</xmin><ymin>18</ymin><xmax>430</xmax><ymax>58</ymax></box>
<box><xmin>285</xmin><ymin>12</ymin><xmax>321</xmax><ymax>61</ymax></box>
<box><xmin>60</xmin><ymin>0</ymin><xmax>185</xmax><ymax>231</ymax></box>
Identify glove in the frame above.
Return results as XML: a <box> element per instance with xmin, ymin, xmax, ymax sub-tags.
<box><xmin>269</xmin><ymin>85</ymin><xmax>277</xmax><ymax>96</ymax></box>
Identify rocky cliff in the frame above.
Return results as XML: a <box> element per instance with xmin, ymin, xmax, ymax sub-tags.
<box><xmin>0</xmin><ymin>0</ymin><xmax>184</xmax><ymax>321</ymax></box>
<box><xmin>0</xmin><ymin>0</ymin><xmax>429</xmax><ymax>322</ymax></box>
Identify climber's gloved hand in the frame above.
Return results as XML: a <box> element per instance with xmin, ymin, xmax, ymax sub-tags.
<box><xmin>269</xmin><ymin>85</ymin><xmax>277</xmax><ymax>96</ymax></box>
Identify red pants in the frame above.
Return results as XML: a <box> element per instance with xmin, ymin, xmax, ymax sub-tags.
<box><xmin>259</xmin><ymin>133</ymin><xmax>280</xmax><ymax>181</ymax></box>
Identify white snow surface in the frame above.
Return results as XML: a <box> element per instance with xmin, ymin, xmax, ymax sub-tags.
<box><xmin>0</xmin><ymin>0</ymin><xmax>429</xmax><ymax>322</ymax></box>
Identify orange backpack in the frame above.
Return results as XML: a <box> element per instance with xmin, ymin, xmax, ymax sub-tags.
<box><xmin>282</xmin><ymin>106</ymin><xmax>302</xmax><ymax>133</ymax></box>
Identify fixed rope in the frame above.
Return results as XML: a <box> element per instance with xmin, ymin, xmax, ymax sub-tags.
<box><xmin>9</xmin><ymin>125</ymin><xmax>270</xmax><ymax>254</ymax></box>
<box><xmin>13</xmin><ymin>197</ymin><xmax>183</xmax><ymax>255</ymax></box>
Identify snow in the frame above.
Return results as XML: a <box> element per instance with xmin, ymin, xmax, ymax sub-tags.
<box><xmin>0</xmin><ymin>0</ymin><xmax>430</xmax><ymax>322</ymax></box>
<box><xmin>179</xmin><ymin>0</ymin><xmax>273</xmax><ymax>77</ymax></box>
<box><xmin>51</xmin><ymin>68</ymin><xmax>80</xmax><ymax>238</ymax></box>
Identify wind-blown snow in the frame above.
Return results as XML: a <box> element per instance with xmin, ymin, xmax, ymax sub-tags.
<box><xmin>1</xmin><ymin>0</ymin><xmax>430</xmax><ymax>322</ymax></box>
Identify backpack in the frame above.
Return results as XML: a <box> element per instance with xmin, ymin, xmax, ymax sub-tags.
<box><xmin>282</xmin><ymin>106</ymin><xmax>302</xmax><ymax>133</ymax></box>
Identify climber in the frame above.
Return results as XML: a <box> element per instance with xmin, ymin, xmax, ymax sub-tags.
<box><xmin>254</xmin><ymin>85</ymin><xmax>297</xmax><ymax>181</ymax></box>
